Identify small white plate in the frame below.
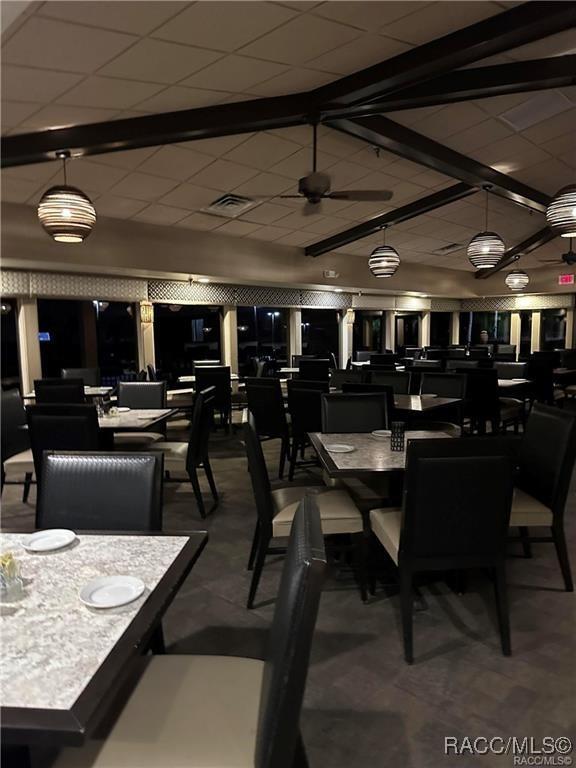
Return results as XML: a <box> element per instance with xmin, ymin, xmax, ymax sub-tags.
<box><xmin>325</xmin><ymin>444</ymin><xmax>355</xmax><ymax>454</ymax></box>
<box><xmin>117</xmin><ymin>407</ymin><xmax>130</xmax><ymax>413</ymax></box>
<box><xmin>23</xmin><ymin>529</ymin><xmax>76</xmax><ymax>553</ymax></box>
<box><xmin>371</xmin><ymin>429</ymin><xmax>391</xmax><ymax>438</ymax></box>
<box><xmin>79</xmin><ymin>575</ymin><xmax>145</xmax><ymax>609</ymax></box>
<box><xmin>137</xmin><ymin>414</ymin><xmax>153</xmax><ymax>419</ymax></box>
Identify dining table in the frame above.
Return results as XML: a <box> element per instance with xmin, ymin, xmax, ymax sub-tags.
<box><xmin>0</xmin><ymin>531</ymin><xmax>208</xmax><ymax>763</ymax></box>
<box><xmin>97</xmin><ymin>407</ymin><xmax>175</xmax><ymax>432</ymax></box>
<box><xmin>23</xmin><ymin>386</ymin><xmax>113</xmax><ymax>401</ymax></box>
<box><xmin>393</xmin><ymin>394</ymin><xmax>460</xmax><ymax>412</ymax></box>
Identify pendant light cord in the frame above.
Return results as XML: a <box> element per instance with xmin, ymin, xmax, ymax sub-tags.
<box><xmin>62</xmin><ymin>156</ymin><xmax>67</xmax><ymax>186</ymax></box>
<box><xmin>485</xmin><ymin>188</ymin><xmax>489</xmax><ymax>231</ymax></box>
<box><xmin>312</xmin><ymin>123</ymin><xmax>317</xmax><ymax>173</ymax></box>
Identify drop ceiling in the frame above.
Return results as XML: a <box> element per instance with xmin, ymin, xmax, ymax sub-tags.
<box><xmin>2</xmin><ymin>1</ymin><xmax>575</xmax><ymax>272</ymax></box>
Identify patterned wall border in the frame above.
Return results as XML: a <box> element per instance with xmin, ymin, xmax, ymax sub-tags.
<box><xmin>1</xmin><ymin>270</ymin><xmax>148</xmax><ymax>301</ymax></box>
<box><xmin>431</xmin><ymin>298</ymin><xmax>462</xmax><ymax>311</ymax></box>
<box><xmin>0</xmin><ymin>270</ymin><xmax>30</xmax><ymax>296</ymax></box>
<box><xmin>461</xmin><ymin>294</ymin><xmax>574</xmax><ymax>311</ymax></box>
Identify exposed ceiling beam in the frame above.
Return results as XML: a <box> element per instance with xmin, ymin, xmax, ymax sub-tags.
<box><xmin>328</xmin><ymin>115</ymin><xmax>551</xmax><ymax>212</ymax></box>
<box><xmin>346</xmin><ymin>55</ymin><xmax>576</xmax><ymax>116</ymax></box>
<box><xmin>313</xmin><ymin>1</ymin><xmax>576</xmax><ymax>107</ymax></box>
<box><xmin>476</xmin><ymin>227</ymin><xmax>557</xmax><ymax>278</ymax></box>
<box><xmin>305</xmin><ymin>183</ymin><xmax>477</xmax><ymax>258</ymax></box>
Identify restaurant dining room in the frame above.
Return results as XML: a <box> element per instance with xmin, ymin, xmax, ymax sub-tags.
<box><xmin>1</xmin><ymin>1</ymin><xmax>576</xmax><ymax>766</ymax></box>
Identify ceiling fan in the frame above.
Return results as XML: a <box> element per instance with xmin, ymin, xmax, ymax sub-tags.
<box><xmin>540</xmin><ymin>238</ymin><xmax>576</xmax><ymax>266</ymax></box>
<box><xmin>264</xmin><ymin>124</ymin><xmax>394</xmax><ymax>215</ymax></box>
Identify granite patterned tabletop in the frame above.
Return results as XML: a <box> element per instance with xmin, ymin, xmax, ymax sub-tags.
<box><xmin>0</xmin><ymin>533</ymin><xmax>191</xmax><ymax>712</ymax></box>
<box><xmin>309</xmin><ymin>430</ymin><xmax>453</xmax><ymax>476</ymax></box>
<box><xmin>98</xmin><ymin>407</ymin><xmax>174</xmax><ymax>430</ymax></box>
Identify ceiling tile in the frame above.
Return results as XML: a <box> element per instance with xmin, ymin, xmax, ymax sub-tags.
<box><xmin>507</xmin><ymin>28</ymin><xmax>576</xmax><ymax>61</ymax></box>
<box><xmin>1</xmin><ymin>176</ymin><xmax>43</xmax><ymax>203</ymax></box>
<box><xmin>186</xmin><ymin>134</ymin><xmax>254</xmax><ymax>157</ymax></box>
<box><xmin>99</xmin><ymin>39</ymin><xmax>223</xmax><ymax>84</ymax></box>
<box><xmin>56</xmin><ymin>76</ymin><xmax>164</xmax><ymax>109</ymax></box>
<box><xmin>133</xmin><ymin>85</ymin><xmax>230</xmax><ymax>113</ymax></box>
<box><xmin>2</xmin><ymin>17</ymin><xmax>137</xmax><ymax>73</ymax></box>
<box><xmin>473</xmin><ymin>135</ymin><xmax>551</xmax><ymax>170</ymax></box>
<box><xmin>64</xmin><ymin>160</ymin><xmax>129</xmax><ymax>194</ymax></box>
<box><xmin>152</xmin><ymin>2</ymin><xmax>297</xmax><ymax>52</ymax></box>
<box><xmin>246</xmin><ymin>67</ymin><xmax>335</xmax><ymax>97</ymax></box>
<box><xmin>19</xmin><ymin>104</ymin><xmax>120</xmax><ymax>131</ymax></box>
<box><xmin>224</xmin><ymin>132</ymin><xmax>300</xmax><ymax>171</ymax></box>
<box><xmin>240</xmin><ymin>202</ymin><xmax>294</xmax><ymax>225</ymax></box>
<box><xmin>158</xmin><ymin>182</ymin><xmax>217</xmax><ymax>209</ymax></box>
<box><xmin>111</xmin><ymin>171</ymin><xmax>180</xmax><ymax>201</ymax></box>
<box><xmin>189</xmin><ymin>159</ymin><xmax>259</xmax><ymax>192</ymax></box>
<box><xmin>317</xmin><ymin>128</ymin><xmax>368</xmax><ymax>158</ymax></box>
<box><xmin>233</xmin><ymin>171</ymin><xmax>295</xmax><ymax>197</ymax></box>
<box><xmin>136</xmin><ymin>146</ymin><xmax>214</xmax><ymax>181</ymax></box>
<box><xmin>133</xmin><ymin>203</ymin><xmax>190</xmax><ymax>225</ymax></box>
<box><xmin>92</xmin><ymin>195</ymin><xmax>148</xmax><ymax>219</ymax></box>
<box><xmin>215</xmin><ymin>219</ymin><xmax>263</xmax><ymax>236</ymax></box>
<box><xmin>182</xmin><ymin>54</ymin><xmax>288</xmax><ymax>93</ymax></box>
<box><xmin>2</xmin><ymin>162</ymin><xmax>60</xmax><ymax>185</ymax></box>
<box><xmin>323</xmin><ymin>159</ymin><xmax>373</xmax><ymax>188</ymax></box>
<box><xmin>313</xmin><ymin>1</ymin><xmax>429</xmax><ymax>30</ymax></box>
<box><xmin>443</xmin><ymin>118</ymin><xmax>513</xmax><ymax>154</ymax></box>
<box><xmin>307</xmin><ymin>34</ymin><xmax>410</xmax><ymax>75</ymax></box>
<box><xmin>177</xmin><ymin>212</ymin><xmax>225</xmax><ymax>231</ymax></box>
<box><xmin>239</xmin><ymin>14</ymin><xmax>361</xmax><ymax>65</ymax></box>
<box><xmin>302</xmin><ymin>215</ymin><xmax>350</xmax><ymax>235</ymax></box>
<box><xmin>38</xmin><ymin>2</ymin><xmax>186</xmax><ymax>35</ymax></box>
<box><xmin>1</xmin><ymin>100</ymin><xmax>40</xmax><ymax>128</ymax></box>
<box><xmin>409</xmin><ymin>102</ymin><xmax>489</xmax><ymax>140</ymax></box>
<box><xmin>89</xmin><ymin>147</ymin><xmax>159</xmax><ymax>170</ymax></box>
<box><xmin>273</xmin><ymin>229</ymin><xmax>318</xmax><ymax>246</ymax></box>
<box><xmin>382</xmin><ymin>2</ymin><xmax>501</xmax><ymax>46</ymax></box>
<box><xmin>1</xmin><ymin>65</ymin><xmax>83</xmax><ymax>102</ymax></box>
<box><xmin>271</xmin><ymin>125</ymin><xmax>315</xmax><ymax>146</ymax></box>
<box><xmin>248</xmin><ymin>225</ymin><xmax>295</xmax><ymax>242</ymax></box>
<box><xmin>268</xmin><ymin>147</ymin><xmax>338</xmax><ymax>180</ymax></box>
<box><xmin>521</xmin><ymin>107</ymin><xmax>576</xmax><ymax>146</ymax></box>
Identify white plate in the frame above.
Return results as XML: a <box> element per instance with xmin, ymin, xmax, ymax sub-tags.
<box><xmin>137</xmin><ymin>414</ymin><xmax>153</xmax><ymax>419</ymax></box>
<box><xmin>23</xmin><ymin>529</ymin><xmax>76</xmax><ymax>553</ymax></box>
<box><xmin>116</xmin><ymin>407</ymin><xmax>130</xmax><ymax>413</ymax></box>
<box><xmin>371</xmin><ymin>430</ymin><xmax>391</xmax><ymax>438</ymax></box>
<box><xmin>325</xmin><ymin>444</ymin><xmax>355</xmax><ymax>454</ymax></box>
<box><xmin>79</xmin><ymin>575</ymin><xmax>145</xmax><ymax>609</ymax></box>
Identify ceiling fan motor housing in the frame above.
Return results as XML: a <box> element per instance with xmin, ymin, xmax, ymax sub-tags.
<box><xmin>299</xmin><ymin>172</ymin><xmax>331</xmax><ymax>202</ymax></box>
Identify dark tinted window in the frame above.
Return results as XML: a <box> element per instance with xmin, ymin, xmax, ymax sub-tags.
<box><xmin>430</xmin><ymin>312</ymin><xmax>451</xmax><ymax>347</ymax></box>
<box><xmin>154</xmin><ymin>304</ymin><xmax>222</xmax><ymax>382</ymax></box>
<box><xmin>540</xmin><ymin>308</ymin><xmax>566</xmax><ymax>350</ymax></box>
<box><xmin>301</xmin><ymin>309</ymin><xmax>338</xmax><ymax>360</ymax></box>
<box><xmin>237</xmin><ymin>306</ymin><xmax>288</xmax><ymax>375</ymax></box>
<box><xmin>1</xmin><ymin>299</ymin><xmax>19</xmax><ymax>387</ymax></box>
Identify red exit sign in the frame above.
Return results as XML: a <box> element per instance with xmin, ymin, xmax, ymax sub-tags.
<box><xmin>558</xmin><ymin>274</ymin><xmax>575</xmax><ymax>285</ymax></box>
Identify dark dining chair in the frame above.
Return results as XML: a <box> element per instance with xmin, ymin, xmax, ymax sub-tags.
<box><xmin>286</xmin><ymin>386</ymin><xmax>323</xmax><ymax>481</ymax></box>
<box><xmin>244</xmin><ymin>414</ymin><xmax>364</xmax><ymax>608</ymax></box>
<box><xmin>51</xmin><ymin>497</ymin><xmax>326</xmax><ymax>768</ymax></box>
<box><xmin>286</xmin><ymin>379</ymin><xmax>329</xmax><ymax>393</ymax></box>
<box><xmin>321</xmin><ymin>392</ymin><xmax>390</xmax><ymax>433</ymax></box>
<box><xmin>330</xmin><ymin>369</ymin><xmax>362</xmax><ymax>389</ymax></box>
<box><xmin>509</xmin><ymin>404</ymin><xmax>576</xmax><ymax>591</ymax></box>
<box><xmin>34</xmin><ymin>378</ymin><xmax>85</xmax><ymax>404</ymax></box>
<box><xmin>369</xmin><ymin>370</ymin><xmax>411</xmax><ymax>395</ymax></box>
<box><xmin>370</xmin><ymin>353</ymin><xmax>398</xmax><ymax>366</ymax></box>
<box><xmin>195</xmin><ymin>366</ymin><xmax>232</xmax><ymax>430</ymax></box>
<box><xmin>446</xmin><ymin>359</ymin><xmax>479</xmax><ymax>371</ymax></box>
<box><xmin>37</xmin><ymin>451</ymin><xmax>164</xmax><ymax>531</ymax></box>
<box><xmin>61</xmin><ymin>367</ymin><xmax>101</xmax><ymax>386</ymax></box>
<box><xmin>1</xmin><ymin>389</ymin><xmax>34</xmax><ymax>502</ymax></box>
<box><xmin>494</xmin><ymin>362</ymin><xmax>528</xmax><ymax>380</ymax></box>
<box><xmin>152</xmin><ymin>388</ymin><xmax>219</xmax><ymax>519</ymax></box>
<box><xmin>246</xmin><ymin>377</ymin><xmax>290</xmax><ymax>479</ymax></box>
<box><xmin>298</xmin><ymin>358</ymin><xmax>330</xmax><ymax>382</ymax></box>
<box><xmin>370</xmin><ymin>438</ymin><xmax>515</xmax><ymax>663</ymax></box>
<box><xmin>419</xmin><ymin>372</ymin><xmax>466</xmax><ymax>399</ymax></box>
<box><xmin>115</xmin><ymin>381</ymin><xmax>167</xmax><ymax>448</ymax></box>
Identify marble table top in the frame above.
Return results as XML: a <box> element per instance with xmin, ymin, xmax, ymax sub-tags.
<box><xmin>24</xmin><ymin>386</ymin><xmax>112</xmax><ymax>400</ymax></box>
<box><xmin>393</xmin><ymin>394</ymin><xmax>460</xmax><ymax>412</ymax></box>
<box><xmin>0</xmin><ymin>533</ymin><xmax>192</xmax><ymax>712</ymax></box>
<box><xmin>310</xmin><ymin>430</ymin><xmax>452</xmax><ymax>476</ymax></box>
<box><xmin>98</xmin><ymin>408</ymin><xmax>174</xmax><ymax>430</ymax></box>
<box><xmin>178</xmin><ymin>374</ymin><xmax>239</xmax><ymax>383</ymax></box>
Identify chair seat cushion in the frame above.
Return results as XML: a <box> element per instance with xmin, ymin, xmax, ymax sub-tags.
<box><xmin>272</xmin><ymin>486</ymin><xmax>363</xmax><ymax>537</ymax></box>
<box><xmin>369</xmin><ymin>507</ymin><xmax>402</xmax><ymax>565</ymax></box>
<box><xmin>113</xmin><ymin>432</ymin><xmax>164</xmax><ymax>447</ymax></box>
<box><xmin>499</xmin><ymin>397</ymin><xmax>523</xmax><ymax>421</ymax></box>
<box><xmin>509</xmin><ymin>487</ymin><xmax>553</xmax><ymax>527</ymax></box>
<box><xmin>151</xmin><ymin>441</ymin><xmax>188</xmax><ymax>470</ymax></box>
<box><xmin>53</xmin><ymin>655</ymin><xmax>263</xmax><ymax>768</ymax></box>
<box><xmin>3</xmin><ymin>449</ymin><xmax>34</xmax><ymax>475</ymax></box>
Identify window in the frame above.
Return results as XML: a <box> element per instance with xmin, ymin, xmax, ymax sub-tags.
<box><xmin>37</xmin><ymin>299</ymin><xmax>138</xmax><ymax>380</ymax></box>
<box><xmin>154</xmin><ymin>304</ymin><xmax>222</xmax><ymax>382</ymax></box>
<box><xmin>395</xmin><ymin>313</ymin><xmax>419</xmax><ymax>349</ymax></box>
<box><xmin>519</xmin><ymin>310</ymin><xmax>532</xmax><ymax>358</ymax></box>
<box><xmin>1</xmin><ymin>299</ymin><xmax>19</xmax><ymax>388</ymax></box>
<box><xmin>237</xmin><ymin>306</ymin><xmax>288</xmax><ymax>375</ymax></box>
<box><xmin>459</xmin><ymin>311</ymin><xmax>510</xmax><ymax>345</ymax></box>
<box><xmin>301</xmin><ymin>309</ymin><xmax>338</xmax><ymax>361</ymax></box>
<box><xmin>430</xmin><ymin>312</ymin><xmax>451</xmax><ymax>347</ymax></box>
<box><xmin>352</xmin><ymin>310</ymin><xmax>386</xmax><ymax>355</ymax></box>
<box><xmin>540</xmin><ymin>309</ymin><xmax>566</xmax><ymax>351</ymax></box>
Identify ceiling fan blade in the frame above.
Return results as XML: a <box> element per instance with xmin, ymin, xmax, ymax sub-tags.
<box><xmin>327</xmin><ymin>190</ymin><xmax>394</xmax><ymax>201</ymax></box>
<box><xmin>540</xmin><ymin>258</ymin><xmax>563</xmax><ymax>263</ymax></box>
<box><xmin>276</xmin><ymin>194</ymin><xmax>305</xmax><ymax>199</ymax></box>
<box><xmin>303</xmin><ymin>200</ymin><xmax>321</xmax><ymax>216</ymax></box>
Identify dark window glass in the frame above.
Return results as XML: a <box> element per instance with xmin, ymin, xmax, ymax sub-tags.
<box><xmin>459</xmin><ymin>311</ymin><xmax>472</xmax><ymax>346</ymax></box>
<box><xmin>237</xmin><ymin>306</ymin><xmax>288</xmax><ymax>375</ymax></box>
<box><xmin>37</xmin><ymin>299</ymin><xmax>138</xmax><ymax>380</ymax></box>
<box><xmin>1</xmin><ymin>299</ymin><xmax>20</xmax><ymax>387</ymax></box>
<box><xmin>519</xmin><ymin>310</ymin><xmax>532</xmax><ymax>358</ymax></box>
<box><xmin>461</xmin><ymin>311</ymin><xmax>511</xmax><ymax>345</ymax></box>
<box><xmin>352</xmin><ymin>310</ymin><xmax>385</xmax><ymax>355</ymax></box>
<box><xmin>430</xmin><ymin>312</ymin><xmax>451</xmax><ymax>347</ymax></box>
<box><xmin>154</xmin><ymin>304</ymin><xmax>222</xmax><ymax>383</ymax></box>
<box><xmin>395</xmin><ymin>313</ymin><xmax>419</xmax><ymax>349</ymax></box>
<box><xmin>301</xmin><ymin>309</ymin><xmax>339</xmax><ymax>360</ymax></box>
<box><xmin>540</xmin><ymin>308</ymin><xmax>566</xmax><ymax>350</ymax></box>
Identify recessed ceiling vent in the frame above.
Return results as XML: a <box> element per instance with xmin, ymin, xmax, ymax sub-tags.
<box><xmin>500</xmin><ymin>91</ymin><xmax>572</xmax><ymax>131</ymax></box>
<box><xmin>201</xmin><ymin>194</ymin><xmax>255</xmax><ymax>219</ymax></box>
<box><xmin>435</xmin><ymin>243</ymin><xmax>463</xmax><ymax>254</ymax></box>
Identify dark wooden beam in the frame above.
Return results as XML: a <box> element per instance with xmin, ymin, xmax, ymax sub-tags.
<box><xmin>305</xmin><ymin>183</ymin><xmax>477</xmax><ymax>258</ymax></box>
<box><xmin>475</xmin><ymin>227</ymin><xmax>556</xmax><ymax>278</ymax></box>
<box><xmin>345</xmin><ymin>55</ymin><xmax>576</xmax><ymax>116</ymax></box>
<box><xmin>314</xmin><ymin>2</ymin><xmax>576</xmax><ymax>107</ymax></box>
<box><xmin>328</xmin><ymin>115</ymin><xmax>551</xmax><ymax>212</ymax></box>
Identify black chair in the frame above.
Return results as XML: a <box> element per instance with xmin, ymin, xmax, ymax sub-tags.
<box><xmin>420</xmin><ymin>373</ymin><xmax>466</xmax><ymax>399</ymax></box>
<box><xmin>286</xmin><ymin>386</ymin><xmax>323</xmax><ymax>481</ymax></box>
<box><xmin>355</xmin><ymin>350</ymin><xmax>372</xmax><ymax>363</ymax></box>
<box><xmin>370</xmin><ymin>353</ymin><xmax>398</xmax><ymax>366</ymax></box>
<box><xmin>34</xmin><ymin>378</ymin><xmax>85</xmax><ymax>404</ymax></box>
<box><xmin>152</xmin><ymin>388</ymin><xmax>219</xmax><ymax>519</ymax></box>
<box><xmin>1</xmin><ymin>389</ymin><xmax>34</xmax><ymax>502</ymax></box>
<box><xmin>322</xmin><ymin>392</ymin><xmax>390</xmax><ymax>433</ymax></box>
<box><xmin>37</xmin><ymin>451</ymin><xmax>163</xmax><ymax>531</ymax></box>
<box><xmin>411</xmin><ymin>359</ymin><xmax>442</xmax><ymax>369</ymax></box>
<box><xmin>461</xmin><ymin>369</ymin><xmax>523</xmax><ymax>434</ymax></box>
<box><xmin>52</xmin><ymin>497</ymin><xmax>326</xmax><ymax>768</ymax></box>
<box><xmin>509</xmin><ymin>404</ymin><xmax>576</xmax><ymax>591</ymax></box>
<box><xmin>446</xmin><ymin>359</ymin><xmax>479</xmax><ymax>371</ymax></box>
<box><xmin>117</xmin><ymin>381</ymin><xmax>167</xmax><ymax>409</ymax></box>
<box><xmin>61</xmin><ymin>367</ymin><xmax>101</xmax><ymax>386</ymax></box>
<box><xmin>195</xmin><ymin>366</ymin><xmax>232</xmax><ymax>430</ymax></box>
<box><xmin>403</xmin><ymin>347</ymin><xmax>422</xmax><ymax>359</ymax></box>
<box><xmin>370</xmin><ymin>438</ymin><xmax>515</xmax><ymax>662</ymax></box>
<box><xmin>495</xmin><ymin>344</ymin><xmax>516</xmax><ymax>361</ymax></box>
<box><xmin>469</xmin><ymin>347</ymin><xmax>490</xmax><ymax>359</ymax></box>
<box><xmin>526</xmin><ymin>356</ymin><xmax>560</xmax><ymax>406</ymax></box>
<box><xmin>298</xmin><ymin>358</ymin><xmax>330</xmax><ymax>382</ymax></box>
<box><xmin>369</xmin><ymin>370</ymin><xmax>411</xmax><ymax>395</ymax></box>
<box><xmin>287</xmin><ymin>379</ymin><xmax>329</xmax><ymax>393</ymax></box>
<box><xmin>495</xmin><ymin>362</ymin><xmax>528</xmax><ymax>380</ymax></box>
<box><xmin>446</xmin><ymin>349</ymin><xmax>466</xmax><ymax>359</ymax></box>
<box><xmin>330</xmin><ymin>369</ymin><xmax>362</xmax><ymax>389</ymax></box>
<box><xmin>244</xmin><ymin>414</ymin><xmax>363</xmax><ymax>608</ymax></box>
<box><xmin>246</xmin><ymin>377</ymin><xmax>290</xmax><ymax>479</ymax></box>
<box><xmin>26</xmin><ymin>404</ymin><xmax>101</xmax><ymax>490</ymax></box>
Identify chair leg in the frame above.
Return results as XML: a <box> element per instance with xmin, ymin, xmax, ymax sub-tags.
<box><xmin>247</xmin><ymin>522</ymin><xmax>260</xmax><ymax>571</ymax></box>
<box><xmin>247</xmin><ymin>537</ymin><xmax>268</xmax><ymax>609</ymax></box>
<box><xmin>493</xmin><ymin>564</ymin><xmax>512</xmax><ymax>656</ymax></box>
<box><xmin>22</xmin><ymin>473</ymin><xmax>32</xmax><ymax>503</ymax></box>
<box><xmin>399</xmin><ymin>566</ymin><xmax>414</xmax><ymax>664</ymax></box>
<box><xmin>292</xmin><ymin>733</ymin><xmax>310</xmax><ymax>768</ymax></box>
<box><xmin>552</xmin><ymin>524</ymin><xmax>574</xmax><ymax>592</ymax></box>
<box><xmin>278</xmin><ymin>437</ymin><xmax>288</xmax><ymax>480</ymax></box>
<box><xmin>288</xmin><ymin>439</ymin><xmax>300</xmax><ymax>482</ymax></box>
<box><xmin>519</xmin><ymin>526</ymin><xmax>532</xmax><ymax>558</ymax></box>
<box><xmin>353</xmin><ymin>533</ymin><xmax>368</xmax><ymax>603</ymax></box>
<box><xmin>149</xmin><ymin>623</ymin><xmax>166</xmax><ymax>654</ymax></box>
<box><xmin>188</xmin><ymin>468</ymin><xmax>206</xmax><ymax>519</ymax></box>
<box><xmin>203</xmin><ymin>459</ymin><xmax>219</xmax><ymax>503</ymax></box>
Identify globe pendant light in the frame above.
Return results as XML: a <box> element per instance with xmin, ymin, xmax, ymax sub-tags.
<box><xmin>369</xmin><ymin>227</ymin><xmax>400</xmax><ymax>278</ymax></box>
<box><xmin>467</xmin><ymin>187</ymin><xmax>505</xmax><ymax>269</ymax></box>
<box><xmin>505</xmin><ymin>270</ymin><xmax>529</xmax><ymax>292</ymax></box>
<box><xmin>37</xmin><ymin>153</ymin><xmax>96</xmax><ymax>243</ymax></box>
<box><xmin>546</xmin><ymin>185</ymin><xmax>576</xmax><ymax>238</ymax></box>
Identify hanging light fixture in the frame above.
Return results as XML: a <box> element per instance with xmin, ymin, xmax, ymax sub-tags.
<box><xmin>505</xmin><ymin>270</ymin><xmax>529</xmax><ymax>292</ymax></box>
<box><xmin>467</xmin><ymin>186</ymin><xmax>505</xmax><ymax>269</ymax></box>
<box><xmin>546</xmin><ymin>185</ymin><xmax>576</xmax><ymax>238</ymax></box>
<box><xmin>369</xmin><ymin>227</ymin><xmax>400</xmax><ymax>278</ymax></box>
<box><xmin>37</xmin><ymin>152</ymin><xmax>96</xmax><ymax>243</ymax></box>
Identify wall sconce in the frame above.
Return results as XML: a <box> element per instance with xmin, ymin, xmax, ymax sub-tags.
<box><xmin>140</xmin><ymin>301</ymin><xmax>154</xmax><ymax>324</ymax></box>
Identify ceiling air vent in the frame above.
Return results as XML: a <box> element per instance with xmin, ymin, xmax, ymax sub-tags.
<box><xmin>201</xmin><ymin>194</ymin><xmax>255</xmax><ymax>219</ymax></box>
<box><xmin>499</xmin><ymin>91</ymin><xmax>572</xmax><ymax>132</ymax></box>
<box><xmin>435</xmin><ymin>243</ymin><xmax>463</xmax><ymax>254</ymax></box>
